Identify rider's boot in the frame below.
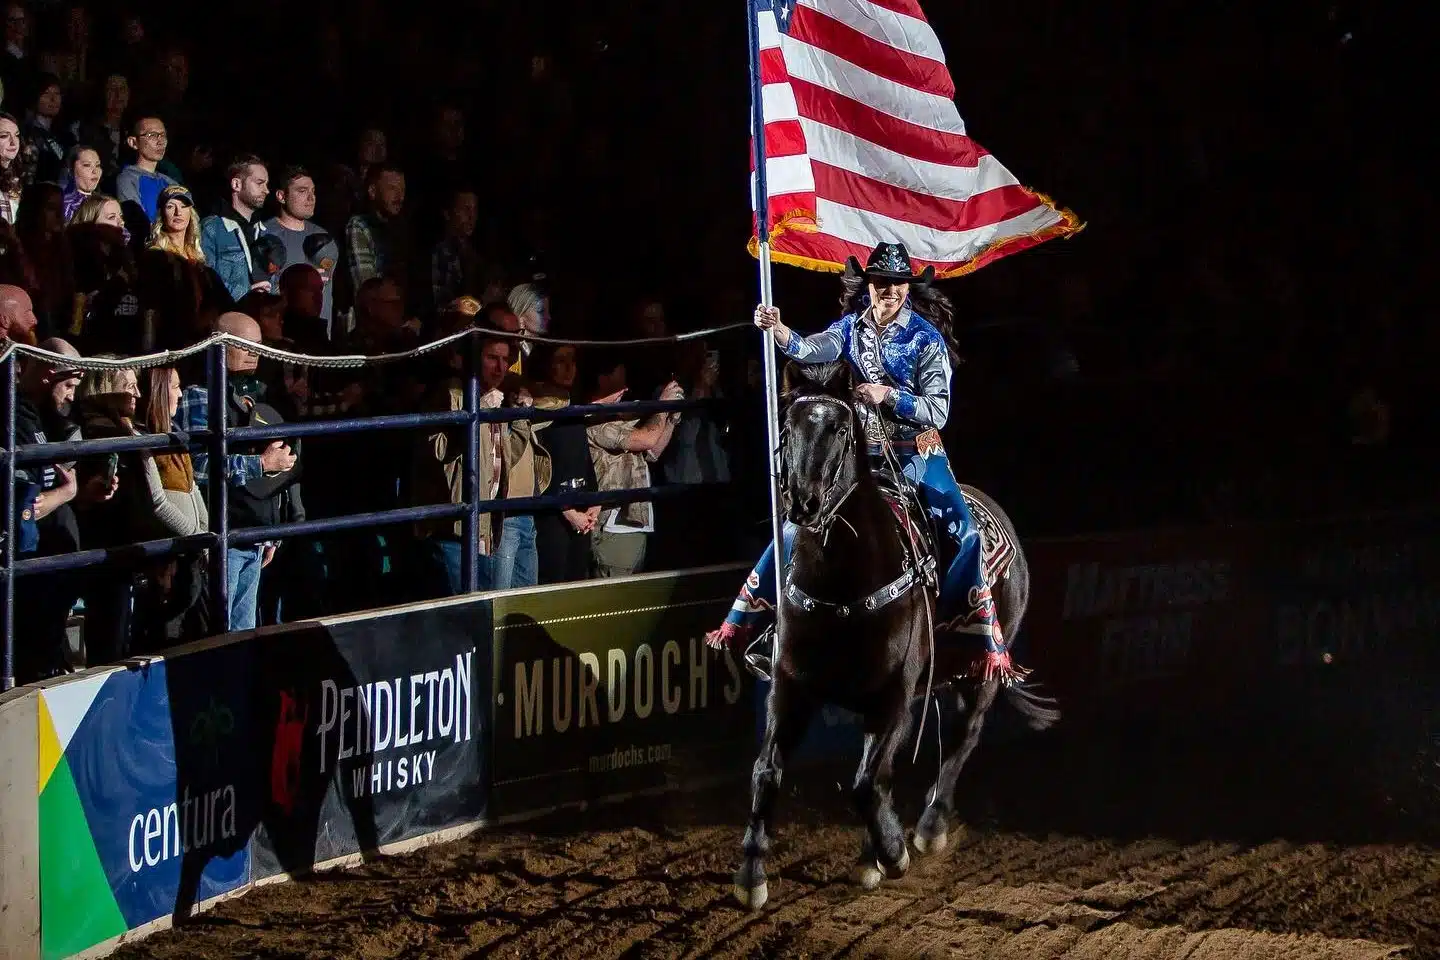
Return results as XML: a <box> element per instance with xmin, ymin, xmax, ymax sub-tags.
<box><xmin>937</xmin><ymin>533</ymin><xmax>1029</xmax><ymax>685</ymax></box>
<box><xmin>705</xmin><ymin>526</ymin><xmax>795</xmax><ymax>666</ymax></box>
<box><xmin>909</xmin><ymin>451</ymin><xmax>1030</xmax><ymax>686</ymax></box>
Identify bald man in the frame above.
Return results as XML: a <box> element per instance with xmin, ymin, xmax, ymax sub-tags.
<box><xmin>174</xmin><ymin>311</ymin><xmax>302</xmax><ymax>632</ymax></box>
<box><xmin>217</xmin><ymin>310</ymin><xmax>263</xmax><ymax>379</ymax></box>
<box><xmin>0</xmin><ymin>284</ymin><xmax>39</xmax><ymax>346</ymax></box>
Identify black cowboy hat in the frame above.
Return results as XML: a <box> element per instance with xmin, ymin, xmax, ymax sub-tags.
<box><xmin>844</xmin><ymin>241</ymin><xmax>935</xmax><ymax>285</ymax></box>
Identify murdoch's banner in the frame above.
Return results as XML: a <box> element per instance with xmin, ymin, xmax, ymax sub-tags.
<box><xmin>248</xmin><ymin>598</ymin><xmax>492</xmax><ymax>879</ymax></box>
<box><xmin>490</xmin><ymin>564</ymin><xmax>753</xmax><ymax>815</ymax></box>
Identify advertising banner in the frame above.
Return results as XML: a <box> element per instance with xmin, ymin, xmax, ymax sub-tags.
<box><xmin>37</xmin><ymin>649</ymin><xmax>253</xmax><ymax>960</ymax></box>
<box><xmin>249</xmin><ymin>598</ymin><xmax>491</xmax><ymax>879</ymax></box>
<box><xmin>1022</xmin><ymin>526</ymin><xmax>1249</xmax><ymax>702</ymax></box>
<box><xmin>490</xmin><ymin>565</ymin><xmax>753</xmax><ymax>815</ymax></box>
<box><xmin>1249</xmin><ymin>511</ymin><xmax>1440</xmax><ymax>672</ymax></box>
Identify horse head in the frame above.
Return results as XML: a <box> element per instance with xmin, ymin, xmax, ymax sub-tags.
<box><xmin>781</xmin><ymin>362</ymin><xmax>862</xmax><ymax>531</ymax></box>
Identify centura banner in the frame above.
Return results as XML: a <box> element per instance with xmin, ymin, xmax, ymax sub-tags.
<box><xmin>37</xmin><ymin>646</ymin><xmax>254</xmax><ymax>960</ymax></box>
<box><xmin>249</xmin><ymin>598</ymin><xmax>491</xmax><ymax>879</ymax></box>
<box><xmin>490</xmin><ymin>565</ymin><xmax>752</xmax><ymax>815</ymax></box>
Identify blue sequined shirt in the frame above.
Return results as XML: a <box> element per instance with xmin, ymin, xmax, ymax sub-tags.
<box><xmin>780</xmin><ymin>305</ymin><xmax>951</xmax><ymax>442</ymax></box>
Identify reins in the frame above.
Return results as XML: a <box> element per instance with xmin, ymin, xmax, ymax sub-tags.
<box><xmin>783</xmin><ymin>391</ymin><xmax>940</xmax><ymax>762</ymax></box>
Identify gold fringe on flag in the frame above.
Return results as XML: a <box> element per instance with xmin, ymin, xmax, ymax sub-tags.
<box><xmin>747</xmin><ymin>188</ymin><xmax>1084</xmax><ymax>279</ymax></box>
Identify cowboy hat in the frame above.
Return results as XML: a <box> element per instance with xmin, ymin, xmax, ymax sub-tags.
<box><xmin>844</xmin><ymin>241</ymin><xmax>936</xmax><ymax>285</ymax></box>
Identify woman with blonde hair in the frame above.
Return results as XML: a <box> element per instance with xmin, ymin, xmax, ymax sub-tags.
<box><xmin>74</xmin><ymin>361</ymin><xmax>209</xmax><ymax>658</ymax></box>
<box><xmin>140</xmin><ymin>184</ymin><xmax>225</xmax><ymax>350</ymax></box>
<box><xmin>68</xmin><ymin>192</ymin><xmax>127</xmax><ymax>235</ymax></box>
<box><xmin>147</xmin><ymin>184</ymin><xmax>204</xmax><ymax>263</ymax></box>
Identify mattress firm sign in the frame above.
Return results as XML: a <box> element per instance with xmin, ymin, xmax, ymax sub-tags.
<box><xmin>491</xmin><ymin>566</ymin><xmax>754</xmax><ymax>812</ymax></box>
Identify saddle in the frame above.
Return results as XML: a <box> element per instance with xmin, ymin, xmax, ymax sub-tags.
<box><xmin>744</xmin><ymin>476</ymin><xmax>1018</xmax><ymax>682</ymax></box>
<box><xmin>873</xmin><ymin>471</ymin><xmax>939</xmax><ymax>575</ymax></box>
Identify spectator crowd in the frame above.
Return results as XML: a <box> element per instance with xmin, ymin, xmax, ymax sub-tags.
<box><xmin>0</xmin><ymin>0</ymin><xmax>1431</xmax><ymax>692</ymax></box>
<box><xmin>0</xmin><ymin>2</ymin><xmax>741</xmax><ymax>687</ymax></box>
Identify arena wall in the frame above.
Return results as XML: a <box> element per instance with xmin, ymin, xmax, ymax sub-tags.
<box><xmin>1</xmin><ymin>512</ymin><xmax>1436</xmax><ymax>958</ymax></box>
<box><xmin>0</xmin><ymin>688</ymin><xmax>40</xmax><ymax>960</ymax></box>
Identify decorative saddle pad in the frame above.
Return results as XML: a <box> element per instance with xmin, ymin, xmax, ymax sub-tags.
<box><xmin>962</xmin><ymin>489</ymin><xmax>1018</xmax><ymax>587</ymax></box>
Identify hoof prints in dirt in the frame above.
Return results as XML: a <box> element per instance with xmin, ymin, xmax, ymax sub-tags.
<box><xmin>116</xmin><ymin>819</ymin><xmax>1432</xmax><ymax>959</ymax></box>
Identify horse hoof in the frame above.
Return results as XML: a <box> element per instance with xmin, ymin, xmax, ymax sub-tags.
<box><xmin>733</xmin><ymin>881</ymin><xmax>769</xmax><ymax>911</ymax></box>
<box><xmin>882</xmin><ymin>847</ymin><xmax>911</xmax><ymax>879</ymax></box>
<box><xmin>852</xmin><ymin>861</ymin><xmax>884</xmax><ymax>890</ymax></box>
<box><xmin>913</xmin><ymin>828</ymin><xmax>948</xmax><ymax>856</ymax></box>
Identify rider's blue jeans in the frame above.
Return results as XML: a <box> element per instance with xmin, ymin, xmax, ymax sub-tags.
<box><xmin>716</xmin><ymin>448</ymin><xmax>999</xmax><ymax>647</ymax></box>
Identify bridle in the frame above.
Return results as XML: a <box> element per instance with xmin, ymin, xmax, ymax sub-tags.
<box><xmin>778</xmin><ymin>391</ymin><xmax>936</xmax><ymax>615</ymax></box>
<box><xmin>774</xmin><ymin>387</ymin><xmax>941</xmax><ymax>760</ymax></box>
<box><xmin>780</xmin><ymin>393</ymin><xmax>859</xmax><ymax>540</ymax></box>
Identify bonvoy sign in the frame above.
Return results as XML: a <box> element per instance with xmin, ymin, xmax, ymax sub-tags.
<box><xmin>491</xmin><ymin>567</ymin><xmax>754</xmax><ymax>813</ymax></box>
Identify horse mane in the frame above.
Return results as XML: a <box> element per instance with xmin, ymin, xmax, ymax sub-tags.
<box><xmin>782</xmin><ymin>361</ymin><xmax>852</xmax><ymax>399</ymax></box>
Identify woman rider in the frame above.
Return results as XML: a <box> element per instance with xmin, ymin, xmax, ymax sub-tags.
<box><xmin>705</xmin><ymin>241</ymin><xmax>1019</xmax><ymax>682</ymax></box>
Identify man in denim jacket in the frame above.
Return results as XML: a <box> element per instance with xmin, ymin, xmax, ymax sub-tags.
<box><xmin>200</xmin><ymin>154</ymin><xmax>271</xmax><ymax>301</ymax></box>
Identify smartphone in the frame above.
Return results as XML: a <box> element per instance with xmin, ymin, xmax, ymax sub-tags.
<box><xmin>101</xmin><ymin>452</ymin><xmax>119</xmax><ymax>488</ymax></box>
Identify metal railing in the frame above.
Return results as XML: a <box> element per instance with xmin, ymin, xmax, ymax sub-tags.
<box><xmin>1</xmin><ymin>339</ymin><xmax>728</xmax><ymax>690</ymax></box>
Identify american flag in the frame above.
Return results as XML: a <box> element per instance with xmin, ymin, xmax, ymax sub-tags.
<box><xmin>750</xmin><ymin>0</ymin><xmax>1079</xmax><ymax>278</ymax></box>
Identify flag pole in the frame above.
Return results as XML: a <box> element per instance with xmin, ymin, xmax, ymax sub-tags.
<box><xmin>748</xmin><ymin>0</ymin><xmax>787</xmax><ymax>609</ymax></box>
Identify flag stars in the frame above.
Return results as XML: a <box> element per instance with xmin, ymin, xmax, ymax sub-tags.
<box><xmin>775</xmin><ymin>0</ymin><xmax>796</xmax><ymax>31</ymax></box>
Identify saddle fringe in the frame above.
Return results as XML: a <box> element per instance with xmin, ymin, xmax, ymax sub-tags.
<box><xmin>968</xmin><ymin>649</ymin><xmax>1032</xmax><ymax>686</ymax></box>
<box><xmin>705</xmin><ymin>621</ymin><xmax>751</xmax><ymax>651</ymax></box>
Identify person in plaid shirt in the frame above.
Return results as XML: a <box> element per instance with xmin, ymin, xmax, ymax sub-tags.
<box><xmin>175</xmin><ymin>314</ymin><xmax>297</xmax><ymax>629</ymax></box>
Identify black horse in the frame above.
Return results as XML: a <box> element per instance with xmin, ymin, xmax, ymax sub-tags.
<box><xmin>734</xmin><ymin>362</ymin><xmax>1059</xmax><ymax>909</ymax></box>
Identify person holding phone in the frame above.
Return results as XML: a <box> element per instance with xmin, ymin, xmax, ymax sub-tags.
<box><xmin>584</xmin><ymin>354</ymin><xmax>684</xmax><ymax>579</ymax></box>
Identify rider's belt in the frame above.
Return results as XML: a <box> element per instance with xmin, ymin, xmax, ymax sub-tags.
<box><xmin>882</xmin><ymin>429</ymin><xmax>943</xmax><ymax>453</ymax></box>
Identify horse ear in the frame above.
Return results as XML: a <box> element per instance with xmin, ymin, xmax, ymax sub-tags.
<box><xmin>781</xmin><ymin>362</ymin><xmax>803</xmax><ymax>396</ymax></box>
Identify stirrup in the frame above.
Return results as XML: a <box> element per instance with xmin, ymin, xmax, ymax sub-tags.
<box><xmin>744</xmin><ymin>625</ymin><xmax>776</xmax><ymax>682</ymax></box>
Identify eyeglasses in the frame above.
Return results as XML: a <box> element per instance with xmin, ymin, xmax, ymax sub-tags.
<box><xmin>135</xmin><ymin>131</ymin><xmax>168</xmax><ymax>142</ymax></box>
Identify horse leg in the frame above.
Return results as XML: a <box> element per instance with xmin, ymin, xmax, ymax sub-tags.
<box><xmin>735</xmin><ymin>673</ymin><xmax>812</xmax><ymax>911</ymax></box>
<box><xmin>915</xmin><ymin>678</ymin><xmax>999</xmax><ymax>855</ymax></box>
<box><xmin>851</xmin><ymin>689</ymin><xmax>916</xmax><ymax>889</ymax></box>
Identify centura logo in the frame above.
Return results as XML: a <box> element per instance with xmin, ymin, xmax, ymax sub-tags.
<box><xmin>512</xmin><ymin>637</ymin><xmax>742</xmax><ymax>739</ymax></box>
<box><xmin>271</xmin><ymin>690</ymin><xmax>307</xmax><ymax>815</ymax></box>
<box><xmin>316</xmin><ymin>648</ymin><xmax>474</xmax><ymax>800</ymax></box>
<box><xmin>128</xmin><ymin>784</ymin><xmax>237</xmax><ymax>873</ymax></box>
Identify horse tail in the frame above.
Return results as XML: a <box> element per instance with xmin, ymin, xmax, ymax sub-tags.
<box><xmin>1002</xmin><ymin>682</ymin><xmax>1061</xmax><ymax>732</ymax></box>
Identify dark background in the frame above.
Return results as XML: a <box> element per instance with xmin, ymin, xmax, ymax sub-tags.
<box><xmin>24</xmin><ymin>0</ymin><xmax>1436</xmax><ymax>539</ymax></box>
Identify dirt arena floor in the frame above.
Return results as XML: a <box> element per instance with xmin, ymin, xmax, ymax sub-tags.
<box><xmin>119</xmin><ymin>671</ymin><xmax>1440</xmax><ymax>959</ymax></box>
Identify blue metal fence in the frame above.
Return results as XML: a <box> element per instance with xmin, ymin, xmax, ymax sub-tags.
<box><xmin>0</xmin><ymin>341</ymin><xmax>727</xmax><ymax>690</ymax></box>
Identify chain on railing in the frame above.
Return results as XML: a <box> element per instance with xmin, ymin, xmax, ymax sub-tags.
<box><xmin>1</xmin><ymin>323</ymin><xmax>749</xmax><ymax>690</ymax></box>
<box><xmin>0</xmin><ymin>320</ymin><xmax>751</xmax><ymax>372</ymax></box>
